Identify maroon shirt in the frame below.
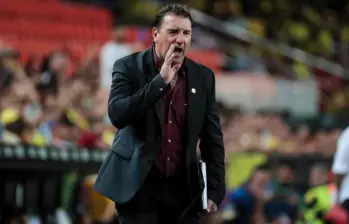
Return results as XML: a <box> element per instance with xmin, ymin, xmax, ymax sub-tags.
<box><xmin>153</xmin><ymin>50</ymin><xmax>187</xmax><ymax>176</ymax></box>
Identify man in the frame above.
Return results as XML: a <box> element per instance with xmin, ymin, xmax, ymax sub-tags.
<box><xmin>94</xmin><ymin>4</ymin><xmax>225</xmax><ymax>224</ymax></box>
<box><xmin>229</xmin><ymin>163</ymin><xmax>271</xmax><ymax>224</ymax></box>
<box><xmin>264</xmin><ymin>163</ymin><xmax>300</xmax><ymax>223</ymax></box>
<box><xmin>99</xmin><ymin>27</ymin><xmax>133</xmax><ymax>89</ymax></box>
<box><xmin>303</xmin><ymin>163</ymin><xmax>334</xmax><ymax>224</ymax></box>
<box><xmin>332</xmin><ymin>126</ymin><xmax>349</xmax><ymax>215</ymax></box>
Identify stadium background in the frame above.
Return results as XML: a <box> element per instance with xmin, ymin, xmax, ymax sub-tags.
<box><xmin>0</xmin><ymin>0</ymin><xmax>348</xmax><ymax>223</ymax></box>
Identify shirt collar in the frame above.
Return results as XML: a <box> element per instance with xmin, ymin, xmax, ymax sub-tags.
<box><xmin>153</xmin><ymin>46</ymin><xmax>163</xmax><ymax>71</ymax></box>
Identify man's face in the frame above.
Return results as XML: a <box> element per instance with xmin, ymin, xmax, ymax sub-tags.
<box><xmin>50</xmin><ymin>52</ymin><xmax>68</xmax><ymax>73</ymax></box>
<box><xmin>255</xmin><ymin>170</ymin><xmax>271</xmax><ymax>187</ymax></box>
<box><xmin>278</xmin><ymin>166</ymin><xmax>294</xmax><ymax>184</ymax></box>
<box><xmin>309</xmin><ymin>167</ymin><xmax>328</xmax><ymax>187</ymax></box>
<box><xmin>152</xmin><ymin>13</ymin><xmax>192</xmax><ymax>66</ymax></box>
<box><xmin>112</xmin><ymin>27</ymin><xmax>126</xmax><ymax>42</ymax></box>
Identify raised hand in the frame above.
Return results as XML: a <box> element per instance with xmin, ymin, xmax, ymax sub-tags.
<box><xmin>160</xmin><ymin>44</ymin><xmax>182</xmax><ymax>84</ymax></box>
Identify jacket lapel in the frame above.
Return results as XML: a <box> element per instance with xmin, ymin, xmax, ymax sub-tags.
<box><xmin>186</xmin><ymin>59</ymin><xmax>201</xmax><ymax>150</ymax></box>
<box><xmin>180</xmin><ymin>59</ymin><xmax>205</xmax><ymax>219</ymax></box>
<box><xmin>142</xmin><ymin>48</ymin><xmax>201</xmax><ymax>141</ymax></box>
<box><xmin>143</xmin><ymin>47</ymin><xmax>164</xmax><ymax>133</ymax></box>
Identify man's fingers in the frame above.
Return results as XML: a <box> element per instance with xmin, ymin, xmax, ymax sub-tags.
<box><xmin>212</xmin><ymin>203</ymin><xmax>218</xmax><ymax>212</ymax></box>
<box><xmin>166</xmin><ymin>53</ymin><xmax>176</xmax><ymax>65</ymax></box>
<box><xmin>206</xmin><ymin>200</ymin><xmax>217</xmax><ymax>213</ymax></box>
<box><xmin>206</xmin><ymin>200</ymin><xmax>213</xmax><ymax>212</ymax></box>
<box><xmin>165</xmin><ymin>44</ymin><xmax>175</xmax><ymax>60</ymax></box>
<box><xmin>172</xmin><ymin>64</ymin><xmax>181</xmax><ymax>71</ymax></box>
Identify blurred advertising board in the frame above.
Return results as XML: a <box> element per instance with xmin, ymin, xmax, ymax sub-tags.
<box><xmin>215</xmin><ymin>73</ymin><xmax>320</xmax><ymax>116</ymax></box>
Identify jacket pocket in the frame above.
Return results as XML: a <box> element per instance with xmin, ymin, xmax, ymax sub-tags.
<box><xmin>111</xmin><ymin>143</ymin><xmax>135</xmax><ymax>161</ymax></box>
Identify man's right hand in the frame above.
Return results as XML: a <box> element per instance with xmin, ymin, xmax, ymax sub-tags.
<box><xmin>160</xmin><ymin>44</ymin><xmax>181</xmax><ymax>84</ymax></box>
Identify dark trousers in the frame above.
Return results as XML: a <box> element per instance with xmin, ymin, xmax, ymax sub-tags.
<box><xmin>115</xmin><ymin>166</ymin><xmax>200</xmax><ymax>224</ymax></box>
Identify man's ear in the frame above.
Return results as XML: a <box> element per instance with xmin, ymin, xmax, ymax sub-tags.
<box><xmin>152</xmin><ymin>27</ymin><xmax>159</xmax><ymax>43</ymax></box>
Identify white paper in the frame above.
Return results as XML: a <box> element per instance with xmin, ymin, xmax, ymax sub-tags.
<box><xmin>200</xmin><ymin>160</ymin><xmax>208</xmax><ymax>210</ymax></box>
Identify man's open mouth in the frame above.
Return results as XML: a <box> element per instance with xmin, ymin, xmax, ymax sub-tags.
<box><xmin>174</xmin><ymin>47</ymin><xmax>183</xmax><ymax>55</ymax></box>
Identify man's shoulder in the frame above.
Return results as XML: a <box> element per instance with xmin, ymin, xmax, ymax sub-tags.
<box><xmin>112</xmin><ymin>50</ymin><xmax>146</xmax><ymax>76</ymax></box>
<box><xmin>186</xmin><ymin>57</ymin><xmax>214</xmax><ymax>76</ymax></box>
<box><xmin>113</xmin><ymin>51</ymin><xmax>140</xmax><ymax>66</ymax></box>
<box><xmin>186</xmin><ymin>58</ymin><xmax>215</xmax><ymax>87</ymax></box>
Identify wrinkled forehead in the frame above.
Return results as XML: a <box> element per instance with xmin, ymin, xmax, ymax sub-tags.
<box><xmin>159</xmin><ymin>13</ymin><xmax>192</xmax><ymax>32</ymax></box>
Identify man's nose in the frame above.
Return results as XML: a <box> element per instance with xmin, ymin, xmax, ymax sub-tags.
<box><xmin>175</xmin><ymin>33</ymin><xmax>185</xmax><ymax>44</ymax></box>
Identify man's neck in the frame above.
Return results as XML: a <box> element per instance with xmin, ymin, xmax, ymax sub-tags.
<box><xmin>154</xmin><ymin>45</ymin><xmax>159</xmax><ymax>55</ymax></box>
<box><xmin>153</xmin><ymin>45</ymin><xmax>164</xmax><ymax>70</ymax></box>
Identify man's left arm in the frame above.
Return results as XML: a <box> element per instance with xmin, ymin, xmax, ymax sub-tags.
<box><xmin>199</xmin><ymin>70</ymin><xmax>225</xmax><ymax>208</ymax></box>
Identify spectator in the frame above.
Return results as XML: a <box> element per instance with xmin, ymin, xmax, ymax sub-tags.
<box><xmin>38</xmin><ymin>51</ymin><xmax>68</xmax><ymax>96</ymax></box>
<box><xmin>303</xmin><ymin>163</ymin><xmax>335</xmax><ymax>223</ymax></box>
<box><xmin>229</xmin><ymin>163</ymin><xmax>271</xmax><ymax>223</ymax></box>
<box><xmin>264</xmin><ymin>163</ymin><xmax>300</xmax><ymax>223</ymax></box>
<box><xmin>99</xmin><ymin>27</ymin><xmax>133</xmax><ymax>89</ymax></box>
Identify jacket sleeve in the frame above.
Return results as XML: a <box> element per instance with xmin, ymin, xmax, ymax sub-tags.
<box><xmin>108</xmin><ymin>59</ymin><xmax>169</xmax><ymax>129</ymax></box>
<box><xmin>199</xmin><ymin>70</ymin><xmax>226</xmax><ymax>206</ymax></box>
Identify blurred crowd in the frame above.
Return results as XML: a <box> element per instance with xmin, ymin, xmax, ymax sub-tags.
<box><xmin>219</xmin><ymin>161</ymin><xmax>340</xmax><ymax>223</ymax></box>
<box><xmin>217</xmin><ymin>0</ymin><xmax>345</xmax><ymax>48</ymax></box>
<box><xmin>1</xmin><ymin>26</ymin><xmax>348</xmax><ymax>157</ymax></box>
<box><xmin>215</xmin><ymin>0</ymin><xmax>349</xmax><ymax>70</ymax></box>
<box><xmin>1</xmin><ymin>41</ymin><xmax>345</xmax><ymax>157</ymax></box>
<box><xmin>0</xmin><ymin>39</ymin><xmax>115</xmax><ymax>149</ymax></box>
<box><xmin>201</xmin><ymin>0</ymin><xmax>349</xmax><ymax>119</ymax></box>
<box><xmin>220</xmin><ymin>109</ymin><xmax>342</xmax><ymax>156</ymax></box>
<box><xmin>0</xmin><ymin>23</ymin><xmax>156</xmax><ymax>150</ymax></box>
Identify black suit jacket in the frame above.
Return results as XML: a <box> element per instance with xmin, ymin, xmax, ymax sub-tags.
<box><xmin>94</xmin><ymin>46</ymin><xmax>225</xmax><ymax>208</ymax></box>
